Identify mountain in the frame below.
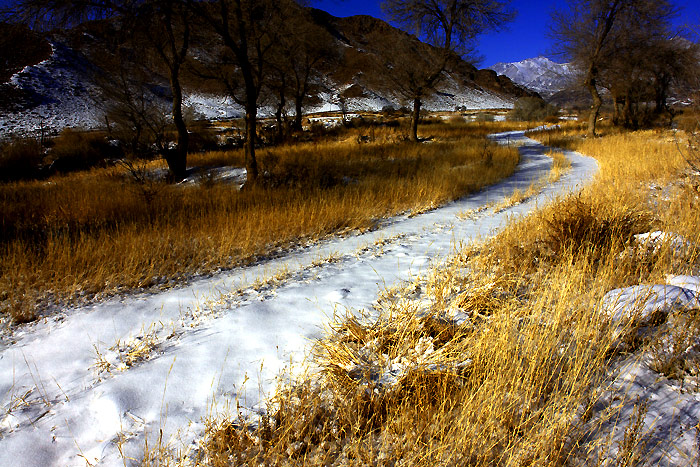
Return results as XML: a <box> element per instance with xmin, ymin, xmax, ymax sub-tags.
<box><xmin>489</xmin><ymin>56</ymin><xmax>578</xmax><ymax>98</ymax></box>
<box><xmin>0</xmin><ymin>10</ymin><xmax>535</xmax><ymax>138</ymax></box>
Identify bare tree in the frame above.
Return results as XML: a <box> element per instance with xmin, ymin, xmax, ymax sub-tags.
<box><xmin>647</xmin><ymin>37</ymin><xmax>700</xmax><ymax>115</ymax></box>
<box><xmin>381</xmin><ymin>0</ymin><xmax>514</xmax><ymax>141</ymax></box>
<box><xmin>263</xmin><ymin>7</ymin><xmax>337</xmax><ymax>139</ymax></box>
<box><xmin>550</xmin><ymin>0</ymin><xmax>677</xmax><ymax>136</ymax></box>
<box><xmin>96</xmin><ymin>48</ymin><xmax>171</xmax><ymax>158</ymax></box>
<box><xmin>285</xmin><ymin>12</ymin><xmax>338</xmax><ymax>131</ymax></box>
<box><xmin>187</xmin><ymin>0</ymin><xmax>293</xmax><ymax>186</ymax></box>
<box><xmin>5</xmin><ymin>0</ymin><xmax>192</xmax><ymax>180</ymax></box>
<box><xmin>136</xmin><ymin>1</ymin><xmax>192</xmax><ymax>180</ymax></box>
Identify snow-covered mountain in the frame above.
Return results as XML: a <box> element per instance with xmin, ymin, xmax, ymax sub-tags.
<box><xmin>489</xmin><ymin>56</ymin><xmax>578</xmax><ymax>97</ymax></box>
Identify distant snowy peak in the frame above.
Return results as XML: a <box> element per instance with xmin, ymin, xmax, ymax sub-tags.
<box><xmin>489</xmin><ymin>57</ymin><xmax>578</xmax><ymax>97</ymax></box>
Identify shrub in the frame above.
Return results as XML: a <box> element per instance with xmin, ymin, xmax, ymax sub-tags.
<box><xmin>0</xmin><ymin>137</ymin><xmax>44</xmax><ymax>181</ymax></box>
<box><xmin>509</xmin><ymin>97</ymin><xmax>558</xmax><ymax>122</ymax></box>
<box><xmin>47</xmin><ymin>129</ymin><xmax>120</xmax><ymax>173</ymax></box>
<box><xmin>541</xmin><ymin>195</ymin><xmax>645</xmax><ymax>259</ymax></box>
<box><xmin>475</xmin><ymin>112</ymin><xmax>495</xmax><ymax>123</ymax></box>
<box><xmin>381</xmin><ymin>105</ymin><xmax>397</xmax><ymax>116</ymax></box>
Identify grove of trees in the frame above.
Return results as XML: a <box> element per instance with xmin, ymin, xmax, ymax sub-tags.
<box><xmin>551</xmin><ymin>0</ymin><xmax>700</xmax><ymax>135</ymax></box>
<box><xmin>1</xmin><ymin>0</ymin><xmax>519</xmax><ymax>179</ymax></box>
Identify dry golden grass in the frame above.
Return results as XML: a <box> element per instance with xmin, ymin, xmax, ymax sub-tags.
<box><xmin>196</xmin><ymin>124</ymin><xmax>700</xmax><ymax>466</ymax></box>
<box><xmin>0</xmin><ymin>120</ymin><xmax>521</xmax><ymax>323</ymax></box>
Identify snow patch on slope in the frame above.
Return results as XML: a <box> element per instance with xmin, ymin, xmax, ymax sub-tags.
<box><xmin>1</xmin><ymin>42</ymin><xmax>516</xmax><ymax>138</ymax></box>
<box><xmin>0</xmin><ymin>41</ymin><xmax>103</xmax><ymax>138</ymax></box>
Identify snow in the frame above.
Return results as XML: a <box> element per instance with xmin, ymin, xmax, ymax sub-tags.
<box><xmin>184</xmin><ymin>94</ymin><xmax>242</xmax><ymax>120</ymax></box>
<box><xmin>0</xmin><ymin>41</ymin><xmax>103</xmax><ymax>138</ymax></box>
<box><xmin>602</xmin><ymin>285</ymin><xmax>700</xmax><ymax>324</ymax></box>
<box><xmin>667</xmin><ymin>275</ymin><xmax>700</xmax><ymax>292</ymax></box>
<box><xmin>180</xmin><ymin>167</ymin><xmax>247</xmax><ymax>188</ymax></box>
<box><xmin>0</xmin><ymin>135</ymin><xmax>599</xmax><ymax>464</ymax></box>
<box><xmin>489</xmin><ymin>56</ymin><xmax>577</xmax><ymax>97</ymax></box>
<box><xmin>586</xmin><ymin>276</ymin><xmax>700</xmax><ymax>465</ymax></box>
<box><xmin>583</xmin><ymin>356</ymin><xmax>700</xmax><ymax>466</ymax></box>
<box><xmin>633</xmin><ymin>231</ymin><xmax>693</xmax><ymax>256</ymax></box>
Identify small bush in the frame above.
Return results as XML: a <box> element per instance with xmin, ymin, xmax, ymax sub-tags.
<box><xmin>542</xmin><ymin>195</ymin><xmax>645</xmax><ymax>259</ymax></box>
<box><xmin>188</xmin><ymin>122</ymin><xmax>220</xmax><ymax>153</ymax></box>
<box><xmin>475</xmin><ymin>112</ymin><xmax>495</xmax><ymax>123</ymax></box>
<box><xmin>381</xmin><ymin>105</ymin><xmax>397</xmax><ymax>116</ymax></box>
<box><xmin>0</xmin><ymin>137</ymin><xmax>44</xmax><ymax>181</ymax></box>
<box><xmin>509</xmin><ymin>97</ymin><xmax>558</xmax><ymax>122</ymax></box>
<box><xmin>47</xmin><ymin>129</ymin><xmax>120</xmax><ymax>173</ymax></box>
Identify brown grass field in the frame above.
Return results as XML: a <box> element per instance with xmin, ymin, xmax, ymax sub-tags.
<box><xmin>194</xmin><ymin>120</ymin><xmax>700</xmax><ymax>466</ymax></box>
<box><xmin>0</xmin><ymin>119</ymin><xmax>524</xmax><ymax>324</ymax></box>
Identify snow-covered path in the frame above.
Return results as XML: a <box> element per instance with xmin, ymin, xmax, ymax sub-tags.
<box><xmin>0</xmin><ymin>132</ymin><xmax>598</xmax><ymax>466</ymax></box>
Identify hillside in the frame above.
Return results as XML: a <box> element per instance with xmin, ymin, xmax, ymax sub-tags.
<box><xmin>0</xmin><ymin>9</ymin><xmax>534</xmax><ymax>138</ymax></box>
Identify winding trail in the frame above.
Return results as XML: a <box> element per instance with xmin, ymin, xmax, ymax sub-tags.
<box><xmin>0</xmin><ymin>131</ymin><xmax>598</xmax><ymax>466</ymax></box>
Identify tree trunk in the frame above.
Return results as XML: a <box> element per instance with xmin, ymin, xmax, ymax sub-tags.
<box><xmin>611</xmin><ymin>93</ymin><xmax>621</xmax><ymax>126</ymax></box>
<box><xmin>623</xmin><ymin>92</ymin><xmax>632</xmax><ymax>128</ymax></box>
<box><xmin>294</xmin><ymin>96</ymin><xmax>303</xmax><ymax>131</ymax></box>
<box><xmin>411</xmin><ymin>97</ymin><xmax>421</xmax><ymax>142</ymax></box>
<box><xmin>585</xmin><ymin>74</ymin><xmax>602</xmax><ymax>137</ymax></box>
<box><xmin>244</xmin><ymin>100</ymin><xmax>259</xmax><ymax>186</ymax></box>
<box><xmin>275</xmin><ymin>104</ymin><xmax>284</xmax><ymax>143</ymax></box>
<box><xmin>275</xmin><ymin>89</ymin><xmax>286</xmax><ymax>143</ymax></box>
<box><xmin>654</xmin><ymin>84</ymin><xmax>666</xmax><ymax>114</ymax></box>
<box><xmin>167</xmin><ymin>67</ymin><xmax>189</xmax><ymax>182</ymax></box>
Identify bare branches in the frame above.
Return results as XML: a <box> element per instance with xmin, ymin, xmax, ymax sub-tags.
<box><xmin>382</xmin><ymin>0</ymin><xmax>513</xmax><ymax>56</ymax></box>
<box><xmin>378</xmin><ymin>0</ymin><xmax>513</xmax><ymax>140</ymax></box>
<box><xmin>550</xmin><ymin>0</ymin><xmax>683</xmax><ymax>135</ymax></box>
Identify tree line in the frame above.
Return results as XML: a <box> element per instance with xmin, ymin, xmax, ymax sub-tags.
<box><xmin>1</xmin><ymin>0</ymin><xmax>514</xmax><ymax>183</ymax></box>
<box><xmin>551</xmin><ymin>0</ymin><xmax>700</xmax><ymax>136</ymax></box>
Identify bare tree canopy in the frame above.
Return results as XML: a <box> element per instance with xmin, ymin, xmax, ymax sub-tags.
<box><xmin>383</xmin><ymin>0</ymin><xmax>513</xmax><ymax>55</ymax></box>
<box><xmin>550</xmin><ymin>0</ymin><xmax>684</xmax><ymax>135</ymax></box>
<box><xmin>5</xmin><ymin>0</ymin><xmax>194</xmax><ymax>180</ymax></box>
<box><xmin>186</xmin><ymin>0</ymin><xmax>299</xmax><ymax>185</ymax></box>
<box><xmin>380</xmin><ymin>0</ymin><xmax>514</xmax><ymax>140</ymax></box>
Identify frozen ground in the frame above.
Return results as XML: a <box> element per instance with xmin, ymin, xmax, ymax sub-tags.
<box><xmin>0</xmin><ymin>131</ymin><xmax>600</xmax><ymax>465</ymax></box>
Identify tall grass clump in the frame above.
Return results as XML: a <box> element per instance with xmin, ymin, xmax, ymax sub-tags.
<box><xmin>198</xmin><ymin>124</ymin><xmax>700</xmax><ymax>465</ymax></box>
<box><xmin>0</xmin><ymin>120</ymin><xmax>520</xmax><ymax>323</ymax></box>
<box><xmin>0</xmin><ymin>137</ymin><xmax>44</xmax><ymax>181</ymax></box>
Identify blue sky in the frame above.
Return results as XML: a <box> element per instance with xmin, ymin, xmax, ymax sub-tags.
<box><xmin>1</xmin><ymin>0</ymin><xmax>696</xmax><ymax>66</ymax></box>
<box><xmin>312</xmin><ymin>0</ymin><xmax>700</xmax><ymax>67</ymax></box>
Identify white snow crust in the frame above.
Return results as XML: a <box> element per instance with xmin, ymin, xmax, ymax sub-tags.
<box><xmin>588</xmin><ymin>276</ymin><xmax>700</xmax><ymax>465</ymax></box>
<box><xmin>602</xmin><ymin>285</ymin><xmax>700</xmax><ymax>324</ymax></box>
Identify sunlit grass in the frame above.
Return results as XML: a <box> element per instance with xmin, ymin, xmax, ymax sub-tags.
<box><xmin>196</xmin><ymin>124</ymin><xmax>700</xmax><ymax>465</ymax></box>
<box><xmin>0</xmin><ymin>119</ymin><xmax>521</xmax><ymax>323</ymax></box>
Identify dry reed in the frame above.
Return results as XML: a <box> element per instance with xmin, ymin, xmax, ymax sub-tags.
<box><xmin>0</xmin><ymin>120</ymin><xmax>520</xmax><ymax>323</ymax></box>
<box><xmin>197</xmin><ymin>124</ymin><xmax>700</xmax><ymax>465</ymax></box>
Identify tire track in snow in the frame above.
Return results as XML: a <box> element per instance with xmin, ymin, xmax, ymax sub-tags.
<box><xmin>0</xmin><ymin>131</ymin><xmax>598</xmax><ymax>466</ymax></box>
